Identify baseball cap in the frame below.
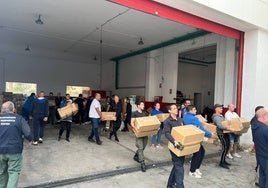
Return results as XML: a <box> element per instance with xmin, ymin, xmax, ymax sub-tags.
<box><xmin>214</xmin><ymin>104</ymin><xmax>223</xmax><ymax>109</ymax></box>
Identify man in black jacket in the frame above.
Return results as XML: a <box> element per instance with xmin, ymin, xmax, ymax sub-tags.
<box><xmin>0</xmin><ymin>101</ymin><xmax>32</xmax><ymax>188</ymax></box>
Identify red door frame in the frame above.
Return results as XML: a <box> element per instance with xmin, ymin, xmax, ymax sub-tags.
<box><xmin>110</xmin><ymin>0</ymin><xmax>244</xmax><ymax>115</ymax></box>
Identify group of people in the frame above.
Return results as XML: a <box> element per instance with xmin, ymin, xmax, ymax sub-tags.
<box><xmin>1</xmin><ymin>92</ymin><xmax>268</xmax><ymax>188</ymax></box>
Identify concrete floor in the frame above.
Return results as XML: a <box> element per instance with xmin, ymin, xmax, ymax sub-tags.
<box><xmin>18</xmin><ymin>123</ymin><xmax>257</xmax><ymax>188</ymax></box>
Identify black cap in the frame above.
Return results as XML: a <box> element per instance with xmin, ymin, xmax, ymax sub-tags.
<box><xmin>214</xmin><ymin>104</ymin><xmax>223</xmax><ymax>109</ymax></box>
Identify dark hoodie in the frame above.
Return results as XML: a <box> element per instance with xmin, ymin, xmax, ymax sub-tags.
<box><xmin>251</xmin><ymin>117</ymin><xmax>268</xmax><ymax>158</ymax></box>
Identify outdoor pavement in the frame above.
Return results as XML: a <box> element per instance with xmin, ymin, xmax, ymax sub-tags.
<box><xmin>18</xmin><ymin>123</ymin><xmax>257</xmax><ymax>188</ymax></box>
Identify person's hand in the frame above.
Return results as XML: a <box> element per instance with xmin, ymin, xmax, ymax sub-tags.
<box><xmin>211</xmin><ymin>133</ymin><xmax>218</xmax><ymax>139</ymax></box>
<box><xmin>43</xmin><ymin>117</ymin><xmax>48</xmax><ymax>122</ymax></box>
<box><xmin>29</xmin><ymin>116</ymin><xmax>33</xmax><ymax>120</ymax></box>
<box><xmin>174</xmin><ymin>141</ymin><xmax>184</xmax><ymax>150</ymax></box>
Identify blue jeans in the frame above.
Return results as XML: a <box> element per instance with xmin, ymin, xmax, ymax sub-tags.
<box><xmin>257</xmin><ymin>155</ymin><xmax>268</xmax><ymax>188</ymax></box>
<box><xmin>89</xmin><ymin>118</ymin><xmax>100</xmax><ymax>142</ymax></box>
<box><xmin>33</xmin><ymin>115</ymin><xmax>46</xmax><ymax>141</ymax></box>
<box><xmin>168</xmin><ymin>151</ymin><xmax>185</xmax><ymax>188</ymax></box>
<box><xmin>151</xmin><ymin>124</ymin><xmax>163</xmax><ymax>145</ymax></box>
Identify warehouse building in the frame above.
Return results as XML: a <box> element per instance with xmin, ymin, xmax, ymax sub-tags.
<box><xmin>0</xmin><ymin>0</ymin><xmax>268</xmax><ymax>145</ymax></box>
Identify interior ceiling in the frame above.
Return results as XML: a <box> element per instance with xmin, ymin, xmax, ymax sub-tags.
<box><xmin>179</xmin><ymin>45</ymin><xmax>217</xmax><ymax>65</ymax></box>
<box><xmin>0</xmin><ymin>0</ymin><xmax>213</xmax><ymax>62</ymax></box>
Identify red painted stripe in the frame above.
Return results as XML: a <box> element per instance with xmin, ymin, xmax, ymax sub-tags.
<box><xmin>110</xmin><ymin>0</ymin><xmax>241</xmax><ymax>39</ymax></box>
<box><xmin>236</xmin><ymin>33</ymin><xmax>244</xmax><ymax>116</ymax></box>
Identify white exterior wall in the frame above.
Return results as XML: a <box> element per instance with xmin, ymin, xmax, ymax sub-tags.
<box><xmin>153</xmin><ymin>0</ymin><xmax>268</xmax><ymax>145</ymax></box>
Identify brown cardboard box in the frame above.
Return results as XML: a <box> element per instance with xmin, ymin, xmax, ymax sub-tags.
<box><xmin>133</xmin><ymin>126</ymin><xmax>158</xmax><ymax>137</ymax></box>
<box><xmin>196</xmin><ymin>114</ymin><xmax>207</xmax><ymax>122</ymax></box>
<box><xmin>168</xmin><ymin>125</ymin><xmax>204</xmax><ymax>157</ymax></box>
<box><xmin>201</xmin><ymin>122</ymin><xmax>218</xmax><ymax>144</ymax></box>
<box><xmin>222</xmin><ymin>118</ymin><xmax>250</xmax><ymax>134</ymax></box>
<box><xmin>134</xmin><ymin>116</ymin><xmax>161</xmax><ymax>132</ymax></box>
<box><xmin>57</xmin><ymin>103</ymin><xmax>78</xmax><ymax>119</ymax></box>
<box><xmin>168</xmin><ymin>141</ymin><xmax>201</xmax><ymax>157</ymax></box>
<box><xmin>101</xmin><ymin>112</ymin><xmax>116</xmax><ymax>121</ymax></box>
<box><xmin>156</xmin><ymin>113</ymin><xmax>169</xmax><ymax>122</ymax></box>
<box><xmin>171</xmin><ymin>125</ymin><xmax>205</xmax><ymax>146</ymax></box>
<box><xmin>48</xmin><ymin>100</ymin><xmax>56</xmax><ymax>106</ymax></box>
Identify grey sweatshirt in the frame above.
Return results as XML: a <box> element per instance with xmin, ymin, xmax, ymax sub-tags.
<box><xmin>212</xmin><ymin>113</ymin><xmax>227</xmax><ymax>135</ymax></box>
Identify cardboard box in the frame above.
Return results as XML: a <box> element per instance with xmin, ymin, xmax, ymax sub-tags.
<box><xmin>57</xmin><ymin>103</ymin><xmax>78</xmax><ymax>119</ymax></box>
<box><xmin>134</xmin><ymin>116</ymin><xmax>161</xmax><ymax>132</ymax></box>
<box><xmin>48</xmin><ymin>100</ymin><xmax>56</xmax><ymax>106</ymax></box>
<box><xmin>156</xmin><ymin>113</ymin><xmax>169</xmax><ymax>122</ymax></box>
<box><xmin>201</xmin><ymin>122</ymin><xmax>218</xmax><ymax>144</ymax></box>
<box><xmin>168</xmin><ymin>141</ymin><xmax>201</xmax><ymax>157</ymax></box>
<box><xmin>222</xmin><ymin>118</ymin><xmax>250</xmax><ymax>134</ymax></box>
<box><xmin>168</xmin><ymin>125</ymin><xmax>204</xmax><ymax>156</ymax></box>
<box><xmin>171</xmin><ymin>125</ymin><xmax>205</xmax><ymax>146</ymax></box>
<box><xmin>196</xmin><ymin>114</ymin><xmax>207</xmax><ymax>122</ymax></box>
<box><xmin>101</xmin><ymin>112</ymin><xmax>116</xmax><ymax>121</ymax></box>
<box><xmin>133</xmin><ymin>126</ymin><xmax>158</xmax><ymax>137</ymax></box>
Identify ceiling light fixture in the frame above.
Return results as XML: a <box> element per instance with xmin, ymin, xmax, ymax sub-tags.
<box><xmin>138</xmin><ymin>38</ymin><xmax>144</xmax><ymax>45</ymax></box>
<box><xmin>25</xmin><ymin>44</ymin><xmax>30</xmax><ymax>51</ymax></box>
<box><xmin>35</xmin><ymin>14</ymin><xmax>44</xmax><ymax>25</ymax></box>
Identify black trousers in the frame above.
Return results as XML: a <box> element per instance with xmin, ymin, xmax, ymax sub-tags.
<box><xmin>218</xmin><ymin>133</ymin><xmax>230</xmax><ymax>164</ymax></box>
<box><xmin>59</xmin><ymin>121</ymin><xmax>71</xmax><ymax>139</ymax></box>
<box><xmin>190</xmin><ymin>145</ymin><xmax>205</xmax><ymax>173</ymax></box>
<box><xmin>110</xmin><ymin>120</ymin><xmax>121</xmax><ymax>138</ymax></box>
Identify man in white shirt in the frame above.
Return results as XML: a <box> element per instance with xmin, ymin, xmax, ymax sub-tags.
<box><xmin>88</xmin><ymin>93</ymin><xmax>102</xmax><ymax>145</ymax></box>
<box><xmin>225</xmin><ymin>104</ymin><xmax>241</xmax><ymax>159</ymax></box>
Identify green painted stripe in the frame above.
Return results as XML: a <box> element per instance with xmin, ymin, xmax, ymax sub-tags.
<box><xmin>111</xmin><ymin>30</ymin><xmax>211</xmax><ymax>61</ymax></box>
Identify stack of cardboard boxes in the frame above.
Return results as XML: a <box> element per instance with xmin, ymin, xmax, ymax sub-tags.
<box><xmin>132</xmin><ymin>116</ymin><xmax>161</xmax><ymax>137</ymax></box>
<box><xmin>168</xmin><ymin>125</ymin><xmax>205</xmax><ymax>156</ymax></box>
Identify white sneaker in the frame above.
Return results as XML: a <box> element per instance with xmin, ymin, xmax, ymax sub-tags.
<box><xmin>38</xmin><ymin>138</ymin><xmax>43</xmax><ymax>143</ymax></box>
<box><xmin>233</xmin><ymin>153</ymin><xmax>241</xmax><ymax>158</ymax></box>
<box><xmin>227</xmin><ymin>153</ymin><xmax>233</xmax><ymax>159</ymax></box>
<box><xmin>195</xmin><ymin>169</ymin><xmax>202</xmax><ymax>176</ymax></box>
<box><xmin>189</xmin><ymin>171</ymin><xmax>202</xmax><ymax>178</ymax></box>
<box><xmin>32</xmin><ymin>141</ymin><xmax>38</xmax><ymax>145</ymax></box>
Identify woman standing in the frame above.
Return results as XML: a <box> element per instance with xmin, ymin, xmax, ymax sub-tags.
<box><xmin>150</xmin><ymin>102</ymin><xmax>164</xmax><ymax>149</ymax></box>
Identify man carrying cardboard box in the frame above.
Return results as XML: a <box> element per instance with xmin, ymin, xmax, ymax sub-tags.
<box><xmin>164</xmin><ymin>104</ymin><xmax>185</xmax><ymax>188</ymax></box>
<box><xmin>131</xmin><ymin>101</ymin><xmax>148</xmax><ymax>172</ymax></box>
<box><xmin>225</xmin><ymin>104</ymin><xmax>242</xmax><ymax>159</ymax></box>
<box><xmin>212</xmin><ymin>104</ymin><xmax>236</xmax><ymax>169</ymax></box>
<box><xmin>183</xmin><ymin>105</ymin><xmax>216</xmax><ymax>178</ymax></box>
<box><xmin>88</xmin><ymin>93</ymin><xmax>102</xmax><ymax>145</ymax></box>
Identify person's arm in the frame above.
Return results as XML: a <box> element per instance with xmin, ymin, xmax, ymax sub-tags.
<box><xmin>164</xmin><ymin>120</ymin><xmax>175</xmax><ymax>145</ymax></box>
<box><xmin>21</xmin><ymin>117</ymin><xmax>32</xmax><ymax>141</ymax></box>
<box><xmin>213</xmin><ymin>115</ymin><xmax>235</xmax><ymax>132</ymax></box>
<box><xmin>43</xmin><ymin>100</ymin><xmax>49</xmax><ymax>121</ymax></box>
<box><xmin>95</xmin><ymin>107</ymin><xmax>102</xmax><ymax>118</ymax></box>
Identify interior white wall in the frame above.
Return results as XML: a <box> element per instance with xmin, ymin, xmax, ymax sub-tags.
<box><xmin>178</xmin><ymin>63</ymin><xmax>215</xmax><ymax>109</ymax></box>
<box><xmin>0</xmin><ymin>51</ymin><xmax>100</xmax><ymax>95</ymax></box>
<box><xmin>112</xmin><ymin>34</ymin><xmax>237</xmax><ymax>106</ymax></box>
